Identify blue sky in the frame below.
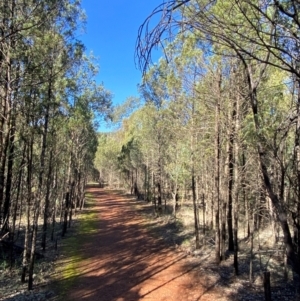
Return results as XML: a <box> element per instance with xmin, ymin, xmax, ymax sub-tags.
<box><xmin>79</xmin><ymin>0</ymin><xmax>163</xmax><ymax>129</ymax></box>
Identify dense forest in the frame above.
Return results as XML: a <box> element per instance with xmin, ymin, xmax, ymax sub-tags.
<box><xmin>1</xmin><ymin>0</ymin><xmax>300</xmax><ymax>298</ymax></box>
<box><xmin>0</xmin><ymin>0</ymin><xmax>111</xmax><ymax>291</ymax></box>
<box><xmin>95</xmin><ymin>0</ymin><xmax>300</xmax><ymax>297</ymax></box>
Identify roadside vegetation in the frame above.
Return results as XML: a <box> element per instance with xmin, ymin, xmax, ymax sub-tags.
<box><xmin>96</xmin><ymin>1</ymin><xmax>300</xmax><ymax>299</ymax></box>
<box><xmin>0</xmin><ymin>0</ymin><xmax>111</xmax><ymax>296</ymax></box>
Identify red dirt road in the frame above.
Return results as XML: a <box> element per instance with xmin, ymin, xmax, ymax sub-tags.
<box><xmin>67</xmin><ymin>186</ymin><xmax>224</xmax><ymax>301</ymax></box>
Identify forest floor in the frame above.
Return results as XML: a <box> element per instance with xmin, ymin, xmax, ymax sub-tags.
<box><xmin>52</xmin><ymin>185</ymin><xmax>230</xmax><ymax>301</ymax></box>
<box><xmin>49</xmin><ymin>185</ymin><xmax>295</xmax><ymax>301</ymax></box>
<box><xmin>0</xmin><ymin>185</ymin><xmax>297</xmax><ymax>300</ymax></box>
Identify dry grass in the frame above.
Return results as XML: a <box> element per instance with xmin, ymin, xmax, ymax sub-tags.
<box><xmin>134</xmin><ymin>198</ymin><xmax>299</xmax><ymax>301</ymax></box>
<box><xmin>1</xmin><ymin>191</ymin><xmax>298</xmax><ymax>301</ymax></box>
<box><xmin>0</xmin><ymin>200</ymin><xmax>88</xmax><ymax>300</ymax></box>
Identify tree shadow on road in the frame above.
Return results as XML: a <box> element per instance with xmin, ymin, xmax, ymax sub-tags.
<box><xmin>51</xmin><ymin>187</ymin><xmax>298</xmax><ymax>301</ymax></box>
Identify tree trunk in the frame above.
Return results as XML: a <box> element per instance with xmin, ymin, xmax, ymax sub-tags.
<box><xmin>214</xmin><ymin>71</ymin><xmax>221</xmax><ymax>264</ymax></box>
<box><xmin>10</xmin><ymin>142</ymin><xmax>25</xmax><ymax>267</ymax></box>
<box><xmin>28</xmin><ymin>201</ymin><xmax>40</xmax><ymax>290</ymax></box>
<box><xmin>62</xmin><ymin>192</ymin><xmax>69</xmax><ymax>237</ymax></box>
<box><xmin>233</xmin><ymin>86</ymin><xmax>240</xmax><ymax>276</ymax></box>
<box><xmin>0</xmin><ymin>0</ymin><xmax>13</xmax><ymax>226</ymax></box>
<box><xmin>294</xmin><ymin>74</ymin><xmax>300</xmax><ymax>270</ymax></box>
<box><xmin>42</xmin><ymin>148</ymin><xmax>54</xmax><ymax>251</ymax></box>
<box><xmin>227</xmin><ymin>99</ymin><xmax>236</xmax><ymax>252</ymax></box>
<box><xmin>221</xmin><ymin>201</ymin><xmax>226</xmax><ymax>261</ymax></box>
<box><xmin>3</xmin><ymin>114</ymin><xmax>15</xmax><ymax>232</ymax></box>
<box><xmin>245</xmin><ymin>63</ymin><xmax>300</xmax><ymax>275</ymax></box>
<box><xmin>21</xmin><ymin>137</ymin><xmax>33</xmax><ymax>283</ymax></box>
<box><xmin>192</xmin><ymin>173</ymin><xmax>200</xmax><ymax>249</ymax></box>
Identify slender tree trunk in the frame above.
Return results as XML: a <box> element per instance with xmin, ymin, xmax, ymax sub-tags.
<box><xmin>227</xmin><ymin>99</ymin><xmax>236</xmax><ymax>252</ymax></box>
<box><xmin>172</xmin><ymin>181</ymin><xmax>178</xmax><ymax>218</ymax></box>
<box><xmin>0</xmin><ymin>0</ymin><xmax>13</xmax><ymax>226</ymax></box>
<box><xmin>62</xmin><ymin>151</ymin><xmax>72</xmax><ymax>236</ymax></box>
<box><xmin>157</xmin><ymin>182</ymin><xmax>162</xmax><ymax>213</ymax></box>
<box><xmin>28</xmin><ymin>93</ymin><xmax>50</xmax><ymax>288</ymax></box>
<box><xmin>80</xmin><ymin>174</ymin><xmax>86</xmax><ymax>210</ymax></box>
<box><xmin>294</xmin><ymin>74</ymin><xmax>300</xmax><ymax>270</ymax></box>
<box><xmin>68</xmin><ymin>181</ymin><xmax>75</xmax><ymax>228</ymax></box>
<box><xmin>21</xmin><ymin>137</ymin><xmax>33</xmax><ymax>283</ymax></box>
<box><xmin>0</xmin><ymin>129</ymin><xmax>10</xmax><ymax>228</ymax></box>
<box><xmin>3</xmin><ymin>113</ymin><xmax>15</xmax><ymax>232</ymax></box>
<box><xmin>157</xmin><ymin>156</ymin><xmax>162</xmax><ymax>213</ymax></box>
<box><xmin>42</xmin><ymin>148</ymin><xmax>53</xmax><ymax>251</ymax></box>
<box><xmin>28</xmin><ymin>199</ymin><xmax>40</xmax><ymax>290</ymax></box>
<box><xmin>192</xmin><ymin>172</ymin><xmax>200</xmax><ymax>249</ymax></box>
<box><xmin>202</xmin><ymin>193</ymin><xmax>206</xmax><ymax>245</ymax></box>
<box><xmin>131</xmin><ymin>170</ymin><xmax>134</xmax><ymax>195</ymax></box>
<box><xmin>51</xmin><ymin>165</ymin><xmax>58</xmax><ymax>241</ymax></box>
<box><xmin>62</xmin><ymin>192</ymin><xmax>69</xmax><ymax>237</ymax></box>
<box><xmin>221</xmin><ymin>200</ymin><xmax>226</xmax><ymax>260</ymax></box>
<box><xmin>245</xmin><ymin>63</ymin><xmax>300</xmax><ymax>275</ymax></box>
<box><xmin>249</xmin><ymin>214</ymin><xmax>254</xmax><ymax>282</ymax></box>
<box><xmin>10</xmin><ymin>142</ymin><xmax>25</xmax><ymax>267</ymax></box>
<box><xmin>233</xmin><ymin>89</ymin><xmax>240</xmax><ymax>275</ymax></box>
<box><xmin>233</xmin><ymin>201</ymin><xmax>239</xmax><ymax>275</ymax></box>
<box><xmin>144</xmin><ymin>161</ymin><xmax>148</xmax><ymax>201</ymax></box>
<box><xmin>214</xmin><ymin>71</ymin><xmax>221</xmax><ymax>264</ymax></box>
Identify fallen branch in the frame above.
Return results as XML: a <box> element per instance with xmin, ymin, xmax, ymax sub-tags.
<box><xmin>0</xmin><ymin>232</ymin><xmax>9</xmax><ymax>241</ymax></box>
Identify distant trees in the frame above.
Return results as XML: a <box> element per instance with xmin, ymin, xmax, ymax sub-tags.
<box><xmin>0</xmin><ymin>0</ymin><xmax>111</xmax><ymax>290</ymax></box>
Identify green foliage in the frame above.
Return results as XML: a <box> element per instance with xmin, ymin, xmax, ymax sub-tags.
<box><xmin>0</xmin><ymin>0</ymin><xmax>112</xmax><ymax>289</ymax></box>
<box><xmin>56</xmin><ymin>196</ymin><xmax>97</xmax><ymax>297</ymax></box>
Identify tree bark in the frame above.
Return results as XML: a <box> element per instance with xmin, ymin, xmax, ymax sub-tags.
<box><xmin>42</xmin><ymin>148</ymin><xmax>54</xmax><ymax>251</ymax></box>
<box><xmin>192</xmin><ymin>173</ymin><xmax>200</xmax><ymax>249</ymax></box>
<box><xmin>214</xmin><ymin>71</ymin><xmax>221</xmax><ymax>264</ymax></box>
<box><xmin>21</xmin><ymin>136</ymin><xmax>33</xmax><ymax>283</ymax></box>
<box><xmin>3</xmin><ymin>114</ymin><xmax>15</xmax><ymax>232</ymax></box>
<box><xmin>227</xmin><ymin>99</ymin><xmax>236</xmax><ymax>252</ymax></box>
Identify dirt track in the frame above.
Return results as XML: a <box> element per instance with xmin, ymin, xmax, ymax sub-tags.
<box><xmin>66</xmin><ymin>186</ymin><xmax>224</xmax><ymax>301</ymax></box>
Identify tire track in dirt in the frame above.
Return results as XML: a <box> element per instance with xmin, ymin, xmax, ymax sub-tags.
<box><xmin>66</xmin><ymin>186</ymin><xmax>225</xmax><ymax>301</ymax></box>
